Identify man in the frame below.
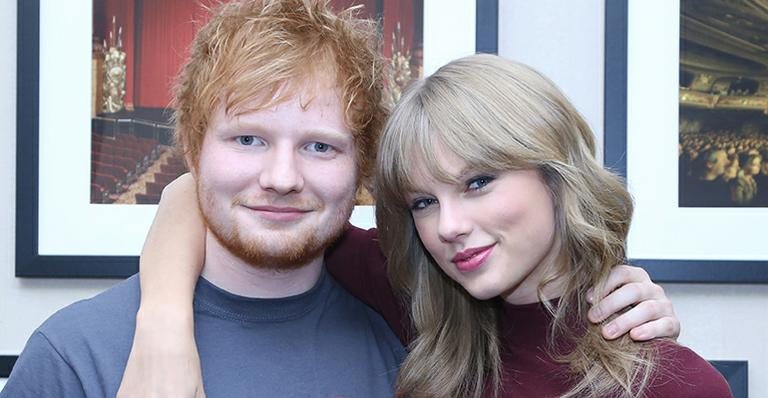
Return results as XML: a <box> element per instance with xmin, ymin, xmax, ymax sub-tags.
<box><xmin>2</xmin><ymin>1</ymin><xmax>405</xmax><ymax>396</ymax></box>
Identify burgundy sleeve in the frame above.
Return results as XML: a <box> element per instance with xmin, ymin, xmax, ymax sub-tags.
<box><xmin>646</xmin><ymin>340</ymin><xmax>733</xmax><ymax>398</ymax></box>
<box><xmin>326</xmin><ymin>225</ymin><xmax>413</xmax><ymax>344</ymax></box>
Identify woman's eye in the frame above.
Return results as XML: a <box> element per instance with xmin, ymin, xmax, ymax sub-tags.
<box><xmin>237</xmin><ymin>136</ymin><xmax>262</xmax><ymax>146</ymax></box>
<box><xmin>306</xmin><ymin>142</ymin><xmax>333</xmax><ymax>153</ymax></box>
<box><xmin>467</xmin><ymin>175</ymin><xmax>495</xmax><ymax>191</ymax></box>
<box><xmin>410</xmin><ymin>197</ymin><xmax>437</xmax><ymax>211</ymax></box>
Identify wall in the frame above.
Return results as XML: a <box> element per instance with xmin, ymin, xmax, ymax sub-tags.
<box><xmin>498</xmin><ymin>1</ymin><xmax>767</xmax><ymax>397</ymax></box>
<box><xmin>0</xmin><ymin>0</ymin><xmax>121</xmax><ymax>390</ymax></box>
<box><xmin>1</xmin><ymin>0</ymin><xmax>766</xmax><ymax>395</ymax></box>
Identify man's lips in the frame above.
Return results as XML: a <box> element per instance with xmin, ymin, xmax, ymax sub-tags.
<box><xmin>242</xmin><ymin>205</ymin><xmax>312</xmax><ymax>221</ymax></box>
<box><xmin>451</xmin><ymin>243</ymin><xmax>496</xmax><ymax>273</ymax></box>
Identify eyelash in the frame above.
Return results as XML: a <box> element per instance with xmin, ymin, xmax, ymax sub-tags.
<box><xmin>235</xmin><ymin>137</ymin><xmax>336</xmax><ymax>155</ymax></box>
<box><xmin>466</xmin><ymin>174</ymin><xmax>495</xmax><ymax>191</ymax></box>
<box><xmin>409</xmin><ymin>174</ymin><xmax>495</xmax><ymax>211</ymax></box>
<box><xmin>236</xmin><ymin>136</ymin><xmax>263</xmax><ymax>146</ymax></box>
<box><xmin>304</xmin><ymin>142</ymin><xmax>335</xmax><ymax>154</ymax></box>
<box><xmin>410</xmin><ymin>197</ymin><xmax>437</xmax><ymax>211</ymax></box>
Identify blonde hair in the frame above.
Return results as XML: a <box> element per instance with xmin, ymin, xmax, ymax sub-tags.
<box><xmin>174</xmin><ymin>0</ymin><xmax>384</xmax><ymax>182</ymax></box>
<box><xmin>375</xmin><ymin>54</ymin><xmax>656</xmax><ymax>397</ymax></box>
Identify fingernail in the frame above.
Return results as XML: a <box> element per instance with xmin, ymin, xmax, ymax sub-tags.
<box><xmin>605</xmin><ymin>323</ymin><xmax>618</xmax><ymax>338</ymax></box>
<box><xmin>586</xmin><ymin>290</ymin><xmax>594</xmax><ymax>303</ymax></box>
<box><xmin>589</xmin><ymin>306</ymin><xmax>602</xmax><ymax>321</ymax></box>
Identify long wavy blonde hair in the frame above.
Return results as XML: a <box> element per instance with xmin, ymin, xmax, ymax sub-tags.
<box><xmin>375</xmin><ymin>54</ymin><xmax>656</xmax><ymax>397</ymax></box>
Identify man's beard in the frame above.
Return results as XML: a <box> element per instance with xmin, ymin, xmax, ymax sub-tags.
<box><xmin>199</xmin><ymin>191</ymin><xmax>354</xmax><ymax>270</ymax></box>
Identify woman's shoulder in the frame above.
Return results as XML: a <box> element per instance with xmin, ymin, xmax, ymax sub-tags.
<box><xmin>644</xmin><ymin>340</ymin><xmax>733</xmax><ymax>398</ymax></box>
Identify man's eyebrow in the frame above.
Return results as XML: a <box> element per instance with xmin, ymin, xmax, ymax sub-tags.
<box><xmin>228</xmin><ymin>118</ymin><xmax>350</xmax><ymax>140</ymax></box>
<box><xmin>230</xmin><ymin>118</ymin><xmax>267</xmax><ymax>131</ymax></box>
<box><xmin>303</xmin><ymin>128</ymin><xmax>352</xmax><ymax>139</ymax></box>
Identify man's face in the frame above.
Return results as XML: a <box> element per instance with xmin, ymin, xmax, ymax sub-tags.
<box><xmin>195</xmin><ymin>81</ymin><xmax>357</xmax><ymax>269</ymax></box>
<box><xmin>706</xmin><ymin>150</ymin><xmax>728</xmax><ymax>176</ymax></box>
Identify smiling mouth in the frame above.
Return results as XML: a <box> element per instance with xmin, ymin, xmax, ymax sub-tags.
<box><xmin>243</xmin><ymin>205</ymin><xmax>312</xmax><ymax>222</ymax></box>
<box><xmin>451</xmin><ymin>243</ymin><xmax>496</xmax><ymax>273</ymax></box>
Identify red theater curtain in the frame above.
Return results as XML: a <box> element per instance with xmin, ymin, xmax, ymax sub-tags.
<box><xmin>135</xmin><ymin>0</ymin><xmax>217</xmax><ymax>108</ymax></box>
<box><xmin>382</xmin><ymin>1</ymin><xmax>417</xmax><ymax>60</ymax></box>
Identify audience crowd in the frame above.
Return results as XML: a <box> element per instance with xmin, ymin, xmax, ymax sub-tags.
<box><xmin>680</xmin><ymin>130</ymin><xmax>768</xmax><ymax>207</ymax></box>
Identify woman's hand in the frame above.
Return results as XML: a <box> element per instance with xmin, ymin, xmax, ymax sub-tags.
<box><xmin>117</xmin><ymin>173</ymin><xmax>207</xmax><ymax>397</ymax></box>
<box><xmin>587</xmin><ymin>265</ymin><xmax>680</xmax><ymax>341</ymax></box>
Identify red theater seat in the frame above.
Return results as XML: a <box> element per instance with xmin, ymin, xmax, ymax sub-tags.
<box><xmin>135</xmin><ymin>193</ymin><xmax>161</xmax><ymax>204</ymax></box>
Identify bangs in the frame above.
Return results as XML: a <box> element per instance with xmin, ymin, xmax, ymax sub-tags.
<box><xmin>221</xmin><ymin>41</ymin><xmax>339</xmax><ymax>117</ymax></box>
<box><xmin>376</xmin><ymin>78</ymin><xmax>541</xmax><ymax>208</ymax></box>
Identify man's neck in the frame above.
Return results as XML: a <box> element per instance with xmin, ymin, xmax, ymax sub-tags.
<box><xmin>200</xmin><ymin>232</ymin><xmax>324</xmax><ymax>298</ymax></box>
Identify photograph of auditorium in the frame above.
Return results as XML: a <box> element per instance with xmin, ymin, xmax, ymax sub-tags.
<box><xmin>679</xmin><ymin>0</ymin><xmax>768</xmax><ymax>207</ymax></box>
<box><xmin>90</xmin><ymin>0</ymin><xmax>423</xmax><ymax>205</ymax></box>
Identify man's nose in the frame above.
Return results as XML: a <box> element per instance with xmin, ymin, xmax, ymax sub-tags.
<box><xmin>258</xmin><ymin>147</ymin><xmax>304</xmax><ymax>194</ymax></box>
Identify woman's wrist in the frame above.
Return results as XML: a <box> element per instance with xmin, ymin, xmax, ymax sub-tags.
<box><xmin>135</xmin><ymin>300</ymin><xmax>194</xmax><ymax>331</ymax></box>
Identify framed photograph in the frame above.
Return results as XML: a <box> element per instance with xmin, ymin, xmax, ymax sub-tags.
<box><xmin>16</xmin><ymin>0</ymin><xmax>498</xmax><ymax>278</ymax></box>
<box><xmin>604</xmin><ymin>0</ymin><xmax>768</xmax><ymax>283</ymax></box>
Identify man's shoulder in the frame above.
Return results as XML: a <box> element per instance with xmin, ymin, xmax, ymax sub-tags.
<box><xmin>37</xmin><ymin>275</ymin><xmax>140</xmax><ymax>345</ymax></box>
<box><xmin>4</xmin><ymin>276</ymin><xmax>141</xmax><ymax>398</ymax></box>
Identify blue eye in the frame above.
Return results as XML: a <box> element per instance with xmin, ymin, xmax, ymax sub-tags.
<box><xmin>306</xmin><ymin>142</ymin><xmax>333</xmax><ymax>153</ymax></box>
<box><xmin>237</xmin><ymin>136</ymin><xmax>262</xmax><ymax>146</ymax></box>
<box><xmin>467</xmin><ymin>175</ymin><xmax>495</xmax><ymax>191</ymax></box>
<box><xmin>410</xmin><ymin>197</ymin><xmax>437</xmax><ymax>211</ymax></box>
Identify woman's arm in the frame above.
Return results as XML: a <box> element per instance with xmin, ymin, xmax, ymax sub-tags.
<box><xmin>327</xmin><ymin>232</ymin><xmax>679</xmax><ymax>343</ymax></box>
<box><xmin>117</xmin><ymin>174</ymin><xmax>207</xmax><ymax>398</ymax></box>
<box><xmin>326</xmin><ymin>227</ymin><xmax>412</xmax><ymax>343</ymax></box>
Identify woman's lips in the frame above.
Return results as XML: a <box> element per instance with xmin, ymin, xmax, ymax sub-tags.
<box><xmin>451</xmin><ymin>243</ymin><xmax>496</xmax><ymax>273</ymax></box>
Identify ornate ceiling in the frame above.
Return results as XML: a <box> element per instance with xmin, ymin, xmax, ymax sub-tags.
<box><xmin>681</xmin><ymin>0</ymin><xmax>768</xmax><ymax>79</ymax></box>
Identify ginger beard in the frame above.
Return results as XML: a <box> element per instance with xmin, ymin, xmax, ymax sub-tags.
<box><xmin>192</xmin><ymin>80</ymin><xmax>360</xmax><ymax>272</ymax></box>
<box><xmin>197</xmin><ymin>183</ymin><xmax>356</xmax><ymax>270</ymax></box>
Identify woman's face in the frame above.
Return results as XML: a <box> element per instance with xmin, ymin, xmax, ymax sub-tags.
<box><xmin>405</xmin><ymin>150</ymin><xmax>558</xmax><ymax>304</ymax></box>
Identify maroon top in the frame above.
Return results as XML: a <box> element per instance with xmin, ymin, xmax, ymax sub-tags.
<box><xmin>498</xmin><ymin>301</ymin><xmax>732</xmax><ymax>397</ymax></box>
<box><xmin>326</xmin><ymin>226</ymin><xmax>733</xmax><ymax>397</ymax></box>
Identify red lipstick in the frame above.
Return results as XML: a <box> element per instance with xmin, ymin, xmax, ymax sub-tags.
<box><xmin>451</xmin><ymin>243</ymin><xmax>495</xmax><ymax>273</ymax></box>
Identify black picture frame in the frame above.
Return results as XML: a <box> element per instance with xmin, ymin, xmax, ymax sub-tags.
<box><xmin>15</xmin><ymin>0</ymin><xmax>498</xmax><ymax>278</ymax></box>
<box><xmin>0</xmin><ymin>355</ymin><xmax>17</xmax><ymax>379</ymax></box>
<box><xmin>710</xmin><ymin>361</ymin><xmax>748</xmax><ymax>398</ymax></box>
<box><xmin>603</xmin><ymin>1</ymin><xmax>768</xmax><ymax>283</ymax></box>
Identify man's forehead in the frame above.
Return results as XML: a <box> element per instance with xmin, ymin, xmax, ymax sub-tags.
<box><xmin>224</xmin><ymin>75</ymin><xmax>343</xmax><ymax>118</ymax></box>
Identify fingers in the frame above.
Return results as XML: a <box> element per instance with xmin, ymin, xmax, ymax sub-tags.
<box><xmin>588</xmin><ymin>280</ymin><xmax>665</xmax><ymax>323</ymax></box>
<box><xmin>588</xmin><ymin>265</ymin><xmax>652</xmax><ymax>302</ymax></box>
<box><xmin>595</xmin><ymin>299</ymin><xmax>676</xmax><ymax>340</ymax></box>
<box><xmin>586</xmin><ymin>264</ymin><xmax>680</xmax><ymax>340</ymax></box>
<box><xmin>628</xmin><ymin>317</ymin><xmax>681</xmax><ymax>341</ymax></box>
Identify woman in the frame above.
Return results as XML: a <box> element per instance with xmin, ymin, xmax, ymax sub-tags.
<box><xmin>119</xmin><ymin>56</ymin><xmax>718</xmax><ymax>397</ymax></box>
<box><xmin>371</xmin><ymin>54</ymin><xmax>728</xmax><ymax>396</ymax></box>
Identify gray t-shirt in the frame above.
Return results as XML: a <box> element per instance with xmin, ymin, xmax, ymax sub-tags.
<box><xmin>2</xmin><ymin>268</ymin><xmax>405</xmax><ymax>397</ymax></box>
